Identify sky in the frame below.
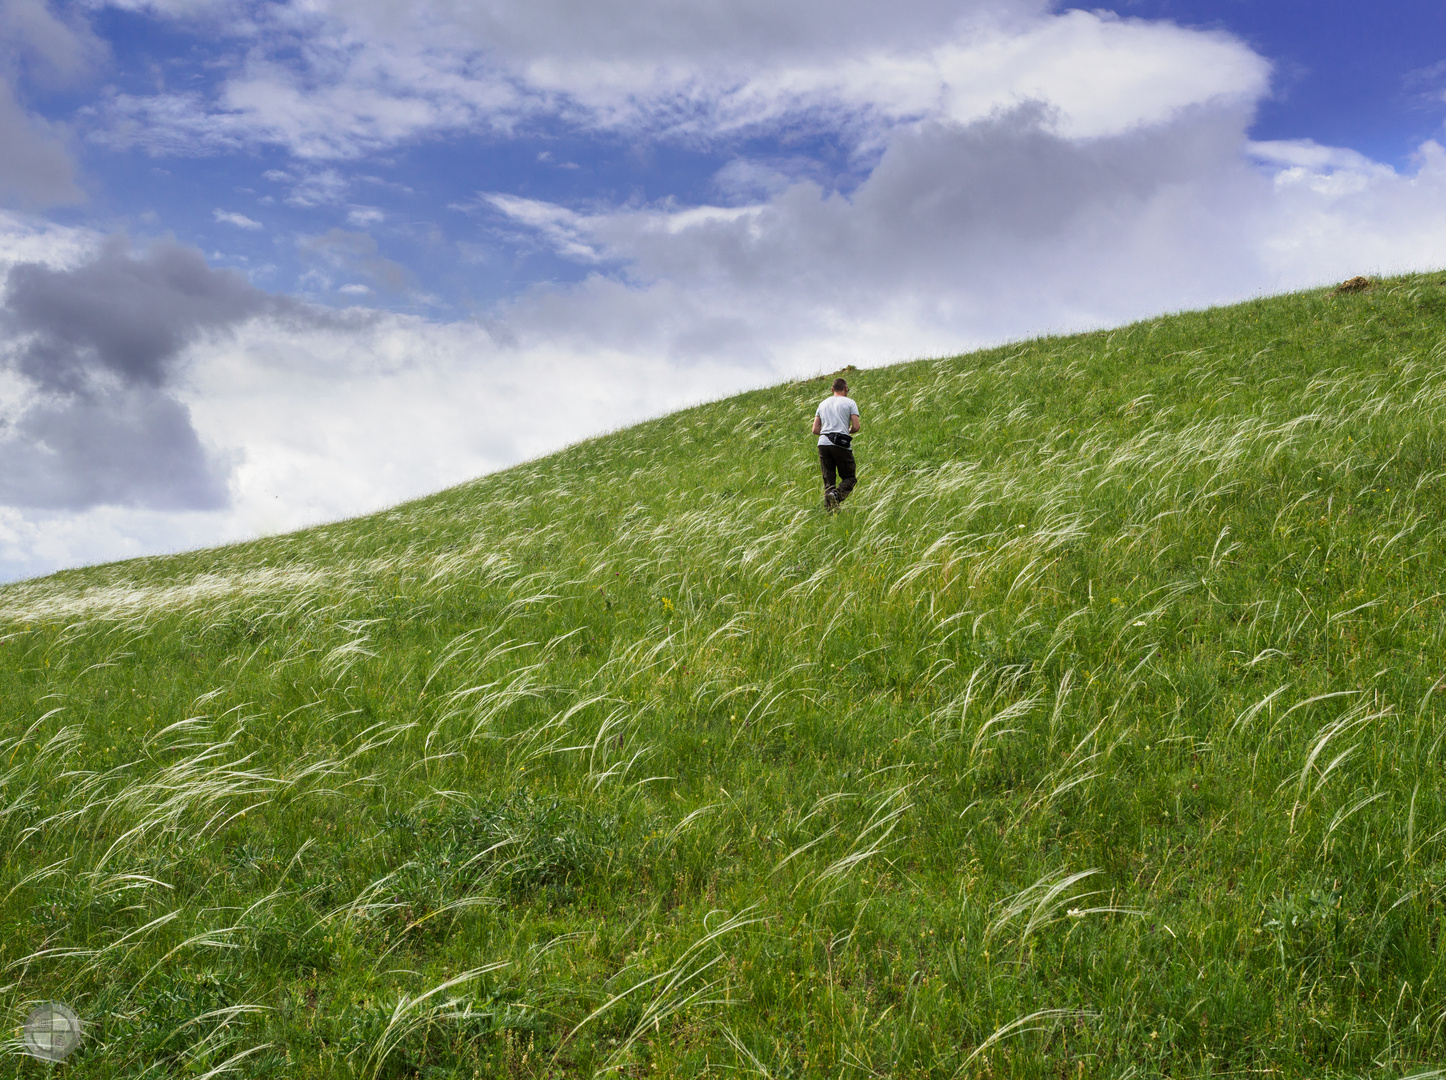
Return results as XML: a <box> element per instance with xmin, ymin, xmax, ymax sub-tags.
<box><xmin>0</xmin><ymin>0</ymin><xmax>1443</xmax><ymax>582</ymax></box>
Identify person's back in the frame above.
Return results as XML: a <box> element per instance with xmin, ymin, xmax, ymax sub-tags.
<box><xmin>811</xmin><ymin>377</ymin><xmax>861</xmax><ymax>510</ymax></box>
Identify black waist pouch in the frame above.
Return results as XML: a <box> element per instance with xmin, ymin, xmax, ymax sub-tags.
<box><xmin>826</xmin><ymin>432</ymin><xmax>853</xmax><ymax>449</ymax></box>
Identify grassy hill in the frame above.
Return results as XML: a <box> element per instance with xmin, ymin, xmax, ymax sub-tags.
<box><xmin>4</xmin><ymin>273</ymin><xmax>1446</xmax><ymax>1078</ymax></box>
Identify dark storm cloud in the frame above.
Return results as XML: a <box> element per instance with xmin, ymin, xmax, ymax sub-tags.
<box><xmin>0</xmin><ymin>237</ymin><xmax>303</xmax><ymax>510</ymax></box>
<box><xmin>0</xmin><ymin>386</ymin><xmax>231</xmax><ymax>510</ymax></box>
<box><xmin>4</xmin><ymin>235</ymin><xmax>283</xmax><ymax>392</ymax></box>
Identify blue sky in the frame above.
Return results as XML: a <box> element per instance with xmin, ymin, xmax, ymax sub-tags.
<box><xmin>1116</xmin><ymin>1</ymin><xmax>1445</xmax><ymax>164</ymax></box>
<box><xmin>0</xmin><ymin>0</ymin><xmax>1443</xmax><ymax>580</ymax></box>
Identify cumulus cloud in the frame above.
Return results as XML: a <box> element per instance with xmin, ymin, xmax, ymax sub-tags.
<box><xmin>484</xmin><ymin>105</ymin><xmax>1446</xmax><ymax>361</ymax></box>
<box><xmin>474</xmin><ymin>103</ymin><xmax>1260</xmax><ymax>360</ymax></box>
<box><xmin>0</xmin><ymin>236</ymin><xmax>310</xmax><ymax>510</ymax></box>
<box><xmin>0</xmin><ymin>387</ymin><xmax>231</xmax><ymax>509</ymax></box>
<box><xmin>4</xmin><ymin>236</ymin><xmax>280</xmax><ymax>390</ymax></box>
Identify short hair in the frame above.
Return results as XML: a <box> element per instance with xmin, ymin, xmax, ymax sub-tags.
<box><xmin>832</xmin><ymin>377</ymin><xmax>849</xmax><ymax>393</ymax></box>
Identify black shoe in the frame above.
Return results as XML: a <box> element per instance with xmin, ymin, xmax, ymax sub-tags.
<box><xmin>824</xmin><ymin>489</ymin><xmax>839</xmax><ymax>511</ymax></box>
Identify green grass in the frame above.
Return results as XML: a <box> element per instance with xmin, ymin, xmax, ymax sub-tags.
<box><xmin>4</xmin><ymin>273</ymin><xmax>1446</xmax><ymax>1078</ymax></box>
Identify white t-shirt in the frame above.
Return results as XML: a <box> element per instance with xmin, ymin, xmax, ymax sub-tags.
<box><xmin>816</xmin><ymin>395</ymin><xmax>859</xmax><ymax>447</ymax></box>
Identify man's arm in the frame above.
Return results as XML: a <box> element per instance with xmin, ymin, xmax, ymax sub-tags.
<box><xmin>811</xmin><ymin>415</ymin><xmax>822</xmax><ymax>435</ymax></box>
<box><xmin>849</xmin><ymin>411</ymin><xmax>860</xmax><ymax>434</ymax></box>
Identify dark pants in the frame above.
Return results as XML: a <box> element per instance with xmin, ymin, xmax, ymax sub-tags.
<box><xmin>818</xmin><ymin>444</ymin><xmax>857</xmax><ymax>502</ymax></box>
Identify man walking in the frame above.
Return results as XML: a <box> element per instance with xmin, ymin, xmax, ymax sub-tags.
<box><xmin>812</xmin><ymin>376</ymin><xmax>861</xmax><ymax>510</ymax></box>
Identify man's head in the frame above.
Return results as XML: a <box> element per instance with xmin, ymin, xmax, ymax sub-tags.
<box><xmin>832</xmin><ymin>377</ymin><xmax>849</xmax><ymax>395</ymax></box>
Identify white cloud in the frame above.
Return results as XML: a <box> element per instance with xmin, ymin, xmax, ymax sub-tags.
<box><xmin>0</xmin><ymin>208</ymin><xmax>97</xmax><ymax>270</ymax></box>
<box><xmin>283</xmin><ymin>168</ymin><xmax>348</xmax><ymax>206</ymax></box>
<box><xmin>336</xmin><ymin>0</ymin><xmax>1038</xmax><ymax>67</ymax></box>
<box><xmin>216</xmin><ymin>46</ymin><xmax>525</xmax><ymax>159</ymax></box>
<box><xmin>90</xmin><ymin>89</ymin><xmax>253</xmax><ymax>156</ymax></box>
<box><xmin>512</xmin><ymin>8</ymin><xmax>1266</xmax><ymax>142</ymax></box>
<box><xmin>482</xmin><ymin>107</ymin><xmax>1446</xmax><ymax>360</ymax></box>
<box><xmin>94</xmin><ymin>0</ymin><xmax>228</xmax><ymax>15</ymax></box>
<box><xmin>910</xmin><ymin>11</ymin><xmax>1266</xmax><ymax>138</ymax></box>
<box><xmin>90</xmin><ymin>1</ymin><xmax>1265</xmax><ymax>158</ymax></box>
<box><xmin>480</xmin><ymin>194</ymin><xmax>605</xmax><ymax>262</ymax></box>
<box><xmin>94</xmin><ymin>8</ymin><xmax>532</xmax><ymax>160</ymax></box>
<box><xmin>213</xmin><ymin>207</ymin><xmax>262</xmax><ymax>229</ymax></box>
<box><xmin>1253</xmin><ymin>139</ymin><xmax>1446</xmax><ymax>278</ymax></box>
<box><xmin>1</xmin><ymin>0</ymin><xmax>107</xmax><ymax>86</ymax></box>
<box><xmin>0</xmin><ymin>503</ymin><xmax>229</xmax><ymax>582</ymax></box>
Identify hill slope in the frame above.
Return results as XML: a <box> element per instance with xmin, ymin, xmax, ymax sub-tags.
<box><xmin>4</xmin><ymin>275</ymin><xmax>1446</xmax><ymax>1078</ymax></box>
